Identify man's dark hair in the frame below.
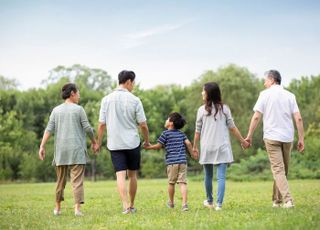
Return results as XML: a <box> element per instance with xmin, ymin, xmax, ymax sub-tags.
<box><xmin>168</xmin><ymin>112</ymin><xmax>186</xmax><ymax>130</ymax></box>
<box><xmin>61</xmin><ymin>83</ymin><xmax>78</xmax><ymax>99</ymax></box>
<box><xmin>265</xmin><ymin>70</ymin><xmax>281</xmax><ymax>85</ymax></box>
<box><xmin>118</xmin><ymin>70</ymin><xmax>136</xmax><ymax>84</ymax></box>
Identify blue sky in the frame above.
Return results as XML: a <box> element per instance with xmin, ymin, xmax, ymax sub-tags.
<box><xmin>0</xmin><ymin>0</ymin><xmax>319</xmax><ymax>89</ymax></box>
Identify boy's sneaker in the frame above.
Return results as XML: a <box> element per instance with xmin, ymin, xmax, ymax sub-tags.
<box><xmin>122</xmin><ymin>208</ymin><xmax>131</xmax><ymax>214</ymax></box>
<box><xmin>130</xmin><ymin>207</ymin><xmax>137</xmax><ymax>213</ymax></box>
<box><xmin>166</xmin><ymin>201</ymin><xmax>174</xmax><ymax>208</ymax></box>
<box><xmin>282</xmin><ymin>200</ymin><xmax>294</xmax><ymax>209</ymax></box>
<box><xmin>215</xmin><ymin>206</ymin><xmax>222</xmax><ymax>211</ymax></box>
<box><xmin>182</xmin><ymin>204</ymin><xmax>189</xmax><ymax>211</ymax></box>
<box><xmin>272</xmin><ymin>201</ymin><xmax>281</xmax><ymax>208</ymax></box>
<box><xmin>53</xmin><ymin>209</ymin><xmax>61</xmax><ymax>216</ymax></box>
<box><xmin>74</xmin><ymin>210</ymin><xmax>84</xmax><ymax>217</ymax></box>
<box><xmin>203</xmin><ymin>200</ymin><xmax>214</xmax><ymax>209</ymax></box>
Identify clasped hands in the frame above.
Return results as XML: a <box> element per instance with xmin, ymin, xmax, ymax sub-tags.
<box><xmin>91</xmin><ymin>142</ymin><xmax>100</xmax><ymax>154</ymax></box>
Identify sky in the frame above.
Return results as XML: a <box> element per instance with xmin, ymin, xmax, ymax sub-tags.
<box><xmin>0</xmin><ymin>0</ymin><xmax>320</xmax><ymax>90</ymax></box>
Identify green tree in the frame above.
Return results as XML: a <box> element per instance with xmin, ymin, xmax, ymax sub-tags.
<box><xmin>0</xmin><ymin>75</ymin><xmax>18</xmax><ymax>90</ymax></box>
<box><xmin>0</xmin><ymin>109</ymin><xmax>36</xmax><ymax>180</ymax></box>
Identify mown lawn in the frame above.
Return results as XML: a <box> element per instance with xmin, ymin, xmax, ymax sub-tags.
<box><xmin>0</xmin><ymin>179</ymin><xmax>319</xmax><ymax>230</ymax></box>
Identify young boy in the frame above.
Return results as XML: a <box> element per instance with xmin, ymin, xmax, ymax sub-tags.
<box><xmin>144</xmin><ymin>112</ymin><xmax>193</xmax><ymax>211</ymax></box>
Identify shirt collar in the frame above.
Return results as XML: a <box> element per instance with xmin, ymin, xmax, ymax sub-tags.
<box><xmin>270</xmin><ymin>84</ymin><xmax>283</xmax><ymax>89</ymax></box>
<box><xmin>115</xmin><ymin>87</ymin><xmax>129</xmax><ymax>92</ymax></box>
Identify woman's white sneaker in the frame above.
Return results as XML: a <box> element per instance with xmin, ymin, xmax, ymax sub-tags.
<box><xmin>282</xmin><ymin>200</ymin><xmax>294</xmax><ymax>208</ymax></box>
<box><xmin>203</xmin><ymin>200</ymin><xmax>214</xmax><ymax>209</ymax></box>
<box><xmin>272</xmin><ymin>202</ymin><xmax>281</xmax><ymax>208</ymax></box>
<box><xmin>74</xmin><ymin>210</ymin><xmax>84</xmax><ymax>216</ymax></box>
<box><xmin>53</xmin><ymin>209</ymin><xmax>61</xmax><ymax>216</ymax></box>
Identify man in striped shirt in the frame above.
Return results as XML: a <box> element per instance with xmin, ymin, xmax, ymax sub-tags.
<box><xmin>144</xmin><ymin>112</ymin><xmax>194</xmax><ymax>211</ymax></box>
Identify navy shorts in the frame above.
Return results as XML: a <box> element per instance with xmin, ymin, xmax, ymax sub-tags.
<box><xmin>110</xmin><ymin>145</ymin><xmax>141</xmax><ymax>172</ymax></box>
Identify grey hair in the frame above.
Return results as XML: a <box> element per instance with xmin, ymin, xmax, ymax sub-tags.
<box><xmin>265</xmin><ymin>70</ymin><xmax>281</xmax><ymax>85</ymax></box>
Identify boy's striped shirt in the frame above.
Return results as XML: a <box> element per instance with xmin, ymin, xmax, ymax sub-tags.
<box><xmin>158</xmin><ymin>129</ymin><xmax>187</xmax><ymax>165</ymax></box>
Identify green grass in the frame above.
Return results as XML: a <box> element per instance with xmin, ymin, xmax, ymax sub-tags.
<box><xmin>0</xmin><ymin>179</ymin><xmax>319</xmax><ymax>230</ymax></box>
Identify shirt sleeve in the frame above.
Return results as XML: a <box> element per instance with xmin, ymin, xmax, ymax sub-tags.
<box><xmin>135</xmin><ymin>98</ymin><xmax>147</xmax><ymax>123</ymax></box>
<box><xmin>195</xmin><ymin>107</ymin><xmax>203</xmax><ymax>133</ymax></box>
<box><xmin>45</xmin><ymin>110</ymin><xmax>55</xmax><ymax>134</ymax></box>
<box><xmin>157</xmin><ymin>131</ymin><xmax>167</xmax><ymax>145</ymax></box>
<box><xmin>79</xmin><ymin>107</ymin><xmax>94</xmax><ymax>139</ymax></box>
<box><xmin>183</xmin><ymin>133</ymin><xmax>187</xmax><ymax>141</ymax></box>
<box><xmin>224</xmin><ymin>105</ymin><xmax>236</xmax><ymax>129</ymax></box>
<box><xmin>98</xmin><ymin>97</ymin><xmax>107</xmax><ymax>124</ymax></box>
<box><xmin>253</xmin><ymin>92</ymin><xmax>265</xmax><ymax>113</ymax></box>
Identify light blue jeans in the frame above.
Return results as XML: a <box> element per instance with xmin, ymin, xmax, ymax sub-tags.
<box><xmin>203</xmin><ymin>163</ymin><xmax>227</xmax><ymax>207</ymax></box>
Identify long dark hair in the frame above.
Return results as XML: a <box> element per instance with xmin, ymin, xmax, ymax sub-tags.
<box><xmin>203</xmin><ymin>82</ymin><xmax>224</xmax><ymax>120</ymax></box>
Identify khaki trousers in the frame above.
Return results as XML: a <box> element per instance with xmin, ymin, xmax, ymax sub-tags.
<box><xmin>55</xmin><ymin>164</ymin><xmax>85</xmax><ymax>204</ymax></box>
<box><xmin>264</xmin><ymin>139</ymin><xmax>293</xmax><ymax>203</ymax></box>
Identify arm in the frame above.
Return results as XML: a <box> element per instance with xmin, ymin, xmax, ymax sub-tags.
<box><xmin>245</xmin><ymin>111</ymin><xmax>262</xmax><ymax>145</ymax></box>
<box><xmin>39</xmin><ymin>131</ymin><xmax>51</xmax><ymax>160</ymax></box>
<box><xmin>139</xmin><ymin>121</ymin><xmax>150</xmax><ymax>147</ymax></box>
<box><xmin>293</xmin><ymin>112</ymin><xmax>304</xmax><ymax>152</ymax></box>
<box><xmin>80</xmin><ymin>108</ymin><xmax>96</xmax><ymax>142</ymax></box>
<box><xmin>135</xmin><ymin>99</ymin><xmax>150</xmax><ymax>147</ymax></box>
<box><xmin>184</xmin><ymin>139</ymin><xmax>193</xmax><ymax>156</ymax></box>
<box><xmin>229</xmin><ymin>126</ymin><xmax>250</xmax><ymax>148</ymax></box>
<box><xmin>144</xmin><ymin>143</ymin><xmax>162</xmax><ymax>150</ymax></box>
<box><xmin>192</xmin><ymin>132</ymin><xmax>200</xmax><ymax>160</ymax></box>
<box><xmin>96</xmin><ymin>122</ymin><xmax>106</xmax><ymax>152</ymax></box>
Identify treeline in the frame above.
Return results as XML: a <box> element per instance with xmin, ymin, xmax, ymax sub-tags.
<box><xmin>0</xmin><ymin>64</ymin><xmax>319</xmax><ymax>182</ymax></box>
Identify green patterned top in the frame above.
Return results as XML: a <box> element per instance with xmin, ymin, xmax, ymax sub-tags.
<box><xmin>46</xmin><ymin>103</ymin><xmax>94</xmax><ymax>166</ymax></box>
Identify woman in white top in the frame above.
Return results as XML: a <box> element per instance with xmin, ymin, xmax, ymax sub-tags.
<box><xmin>193</xmin><ymin>82</ymin><xmax>249</xmax><ymax>210</ymax></box>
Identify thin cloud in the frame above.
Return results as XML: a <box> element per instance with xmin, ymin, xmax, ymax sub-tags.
<box><xmin>126</xmin><ymin>24</ymin><xmax>183</xmax><ymax>40</ymax></box>
<box><xmin>122</xmin><ymin>20</ymin><xmax>194</xmax><ymax>49</ymax></box>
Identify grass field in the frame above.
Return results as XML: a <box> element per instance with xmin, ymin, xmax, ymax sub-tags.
<box><xmin>0</xmin><ymin>179</ymin><xmax>319</xmax><ymax>230</ymax></box>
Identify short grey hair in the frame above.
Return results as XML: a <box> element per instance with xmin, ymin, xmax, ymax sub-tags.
<box><xmin>265</xmin><ymin>70</ymin><xmax>281</xmax><ymax>85</ymax></box>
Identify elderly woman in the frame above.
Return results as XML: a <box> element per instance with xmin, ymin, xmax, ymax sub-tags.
<box><xmin>38</xmin><ymin>83</ymin><xmax>97</xmax><ymax>216</ymax></box>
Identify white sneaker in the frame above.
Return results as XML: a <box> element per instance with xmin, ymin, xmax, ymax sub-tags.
<box><xmin>215</xmin><ymin>206</ymin><xmax>222</xmax><ymax>211</ymax></box>
<box><xmin>282</xmin><ymin>200</ymin><xmax>294</xmax><ymax>209</ymax></box>
<box><xmin>74</xmin><ymin>210</ymin><xmax>84</xmax><ymax>216</ymax></box>
<box><xmin>203</xmin><ymin>200</ymin><xmax>214</xmax><ymax>208</ymax></box>
<box><xmin>181</xmin><ymin>204</ymin><xmax>189</xmax><ymax>212</ymax></box>
<box><xmin>272</xmin><ymin>202</ymin><xmax>281</xmax><ymax>208</ymax></box>
<box><xmin>122</xmin><ymin>208</ymin><xmax>131</xmax><ymax>214</ymax></box>
<box><xmin>53</xmin><ymin>209</ymin><xmax>61</xmax><ymax>216</ymax></box>
<box><xmin>130</xmin><ymin>207</ymin><xmax>137</xmax><ymax>213</ymax></box>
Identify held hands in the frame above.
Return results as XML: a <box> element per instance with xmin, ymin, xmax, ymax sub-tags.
<box><xmin>242</xmin><ymin>136</ymin><xmax>252</xmax><ymax>149</ymax></box>
<box><xmin>143</xmin><ymin>141</ymin><xmax>151</xmax><ymax>149</ymax></box>
<box><xmin>91</xmin><ymin>142</ymin><xmax>100</xmax><ymax>155</ymax></box>
<box><xmin>241</xmin><ymin>139</ymin><xmax>250</xmax><ymax>149</ymax></box>
<box><xmin>192</xmin><ymin>148</ymin><xmax>199</xmax><ymax>160</ymax></box>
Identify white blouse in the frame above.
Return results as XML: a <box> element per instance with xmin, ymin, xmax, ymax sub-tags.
<box><xmin>195</xmin><ymin>104</ymin><xmax>235</xmax><ymax>165</ymax></box>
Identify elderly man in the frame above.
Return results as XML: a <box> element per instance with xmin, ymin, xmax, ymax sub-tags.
<box><xmin>246</xmin><ymin>70</ymin><xmax>304</xmax><ymax>208</ymax></box>
<box><xmin>96</xmin><ymin>70</ymin><xmax>150</xmax><ymax>214</ymax></box>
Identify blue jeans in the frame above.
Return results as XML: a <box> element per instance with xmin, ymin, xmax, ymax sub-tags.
<box><xmin>203</xmin><ymin>163</ymin><xmax>227</xmax><ymax>207</ymax></box>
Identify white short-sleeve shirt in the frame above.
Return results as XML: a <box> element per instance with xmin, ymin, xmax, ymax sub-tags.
<box><xmin>253</xmin><ymin>85</ymin><xmax>299</xmax><ymax>142</ymax></box>
<box><xmin>99</xmin><ymin>88</ymin><xmax>146</xmax><ymax>150</ymax></box>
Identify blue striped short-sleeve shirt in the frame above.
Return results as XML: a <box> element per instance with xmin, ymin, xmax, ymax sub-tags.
<box><xmin>158</xmin><ymin>129</ymin><xmax>187</xmax><ymax>165</ymax></box>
